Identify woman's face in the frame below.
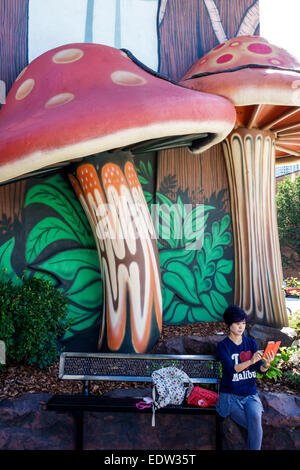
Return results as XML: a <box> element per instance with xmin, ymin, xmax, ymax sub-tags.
<box><xmin>229</xmin><ymin>319</ymin><xmax>246</xmax><ymax>336</ymax></box>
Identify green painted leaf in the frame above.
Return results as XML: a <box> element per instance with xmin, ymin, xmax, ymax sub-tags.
<box><xmin>205</xmin><ymin>244</ymin><xmax>224</xmax><ymax>263</ymax></box>
<box><xmin>162</xmin><ymin>261</ymin><xmax>199</xmax><ymax>305</ymax></box>
<box><xmin>160</xmin><ymin>248</ymin><xmax>195</xmax><ymax>269</ymax></box>
<box><xmin>193</xmin><ymin>265</ymin><xmax>212</xmax><ymax>293</ymax></box>
<box><xmin>156</xmin><ymin>192</ymin><xmax>173</xmax><ymax>208</ymax></box>
<box><xmin>196</xmin><ymin>249</ymin><xmax>205</xmax><ymax>267</ymax></box>
<box><xmin>162</xmin><ymin>297</ymin><xmax>178</xmax><ymax>323</ymax></box>
<box><xmin>172</xmin><ymin>303</ymin><xmax>189</xmax><ymax>323</ymax></box>
<box><xmin>212</xmin><ymin>246</ymin><xmax>224</xmax><ymax>260</ymax></box>
<box><xmin>216</xmin><ymin>259</ymin><xmax>233</xmax><ymax>274</ymax></box>
<box><xmin>137</xmin><ymin>176</ymin><xmax>149</xmax><ymax>185</ymax></box>
<box><xmin>212</xmin><ymin>215</ymin><xmax>232</xmax><ymax>246</ymax></box>
<box><xmin>199</xmin><ymin>292</ymin><xmax>224</xmax><ymax>320</ymax></box>
<box><xmin>162</xmin><ymin>285</ymin><xmax>174</xmax><ymax>311</ymax></box>
<box><xmin>189</xmin><ymin>306</ymin><xmax>212</xmax><ymax>322</ymax></box>
<box><xmin>164</xmin><ymin>299</ymin><xmax>189</xmax><ymax>323</ymax></box>
<box><xmin>199</xmin><ymin>293</ymin><xmax>215</xmax><ymax>312</ymax></box>
<box><xmin>203</xmin><ymin>233</ymin><xmax>212</xmax><ymax>251</ymax></box>
<box><xmin>0</xmin><ymin>238</ymin><xmax>14</xmax><ymax>269</ymax></box>
<box><xmin>143</xmin><ymin>191</ymin><xmax>155</xmax><ymax>205</ymax></box>
<box><xmin>35</xmin><ymin>248</ymin><xmax>100</xmax><ymax>280</ymax></box>
<box><xmin>67</xmin><ymin>279</ymin><xmax>102</xmax><ymax>309</ymax></box>
<box><xmin>66</xmin><ymin>268</ymin><xmax>101</xmax><ymax>298</ymax></box>
<box><xmin>219</xmin><ymin>232</ymin><xmax>232</xmax><ymax>245</ymax></box>
<box><xmin>220</xmin><ymin>214</ymin><xmax>231</xmax><ymax>235</ymax></box>
<box><xmin>25</xmin><ymin>176</ymin><xmax>94</xmax><ymax>246</ymax></box>
<box><xmin>215</xmin><ymin>272</ymin><xmax>232</xmax><ymax>293</ymax></box>
<box><xmin>26</xmin><ymin>217</ymin><xmax>80</xmax><ymax>263</ymax></box>
<box><xmin>147</xmin><ymin>160</ymin><xmax>153</xmax><ymax>178</ymax></box>
<box><xmin>210</xmin><ymin>290</ymin><xmax>228</xmax><ymax>313</ymax></box>
<box><xmin>206</xmin><ymin>262</ymin><xmax>215</xmax><ymax>277</ymax></box>
<box><xmin>34</xmin><ymin>248</ymin><xmax>102</xmax><ymax>310</ymax></box>
<box><xmin>212</xmin><ymin>220</ymin><xmax>221</xmax><ymax>240</ymax></box>
<box><xmin>62</xmin><ymin>304</ymin><xmax>100</xmax><ymax>340</ymax></box>
<box><xmin>0</xmin><ymin>238</ymin><xmax>19</xmax><ymax>282</ymax></box>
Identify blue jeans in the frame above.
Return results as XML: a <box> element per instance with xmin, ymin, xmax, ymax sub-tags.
<box><xmin>216</xmin><ymin>393</ymin><xmax>264</xmax><ymax>450</ymax></box>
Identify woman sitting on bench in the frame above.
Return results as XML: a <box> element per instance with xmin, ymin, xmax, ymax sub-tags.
<box><xmin>216</xmin><ymin>305</ymin><xmax>274</xmax><ymax>450</ymax></box>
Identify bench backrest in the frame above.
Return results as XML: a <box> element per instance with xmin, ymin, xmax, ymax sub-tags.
<box><xmin>59</xmin><ymin>352</ymin><xmax>221</xmax><ymax>384</ymax></box>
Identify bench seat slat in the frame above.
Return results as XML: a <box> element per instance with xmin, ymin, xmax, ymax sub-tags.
<box><xmin>46</xmin><ymin>395</ymin><xmax>218</xmax><ymax>414</ymax></box>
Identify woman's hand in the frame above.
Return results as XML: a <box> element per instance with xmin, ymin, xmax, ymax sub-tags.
<box><xmin>263</xmin><ymin>351</ymin><xmax>275</xmax><ymax>369</ymax></box>
<box><xmin>250</xmin><ymin>350</ymin><xmax>263</xmax><ymax>365</ymax></box>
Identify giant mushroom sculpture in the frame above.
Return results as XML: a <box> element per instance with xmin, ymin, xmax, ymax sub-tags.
<box><xmin>0</xmin><ymin>43</ymin><xmax>236</xmax><ymax>352</ymax></box>
<box><xmin>180</xmin><ymin>35</ymin><xmax>300</xmax><ymax>327</ymax></box>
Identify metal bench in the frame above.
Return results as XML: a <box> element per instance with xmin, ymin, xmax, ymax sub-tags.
<box><xmin>46</xmin><ymin>352</ymin><xmax>222</xmax><ymax>450</ymax></box>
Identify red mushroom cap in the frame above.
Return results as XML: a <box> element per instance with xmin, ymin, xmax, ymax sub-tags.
<box><xmin>180</xmin><ymin>36</ymin><xmax>300</xmax><ymax>162</ymax></box>
<box><xmin>0</xmin><ymin>43</ymin><xmax>236</xmax><ymax>183</ymax></box>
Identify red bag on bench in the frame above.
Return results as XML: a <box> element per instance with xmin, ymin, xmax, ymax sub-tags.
<box><xmin>187</xmin><ymin>386</ymin><xmax>219</xmax><ymax>408</ymax></box>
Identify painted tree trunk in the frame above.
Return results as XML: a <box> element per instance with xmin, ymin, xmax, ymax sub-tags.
<box><xmin>0</xmin><ymin>0</ymin><xmax>29</xmax><ymax>93</ymax></box>
<box><xmin>222</xmin><ymin>128</ymin><xmax>287</xmax><ymax>327</ymax></box>
<box><xmin>68</xmin><ymin>151</ymin><xmax>162</xmax><ymax>353</ymax></box>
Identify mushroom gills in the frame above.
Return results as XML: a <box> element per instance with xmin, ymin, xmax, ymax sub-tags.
<box><xmin>0</xmin><ymin>162</ymin><xmax>73</xmax><ymax>186</ymax></box>
<box><xmin>121</xmin><ymin>133</ymin><xmax>210</xmax><ymax>154</ymax></box>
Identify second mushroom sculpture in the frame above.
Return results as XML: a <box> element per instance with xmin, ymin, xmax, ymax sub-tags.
<box><xmin>181</xmin><ymin>35</ymin><xmax>300</xmax><ymax>328</ymax></box>
<box><xmin>0</xmin><ymin>43</ymin><xmax>236</xmax><ymax>352</ymax></box>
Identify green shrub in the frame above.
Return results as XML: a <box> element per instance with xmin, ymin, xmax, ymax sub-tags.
<box><xmin>257</xmin><ymin>346</ymin><xmax>299</xmax><ymax>382</ymax></box>
<box><xmin>0</xmin><ymin>277</ymin><xmax>17</xmax><ymax>357</ymax></box>
<box><xmin>257</xmin><ymin>352</ymin><xmax>283</xmax><ymax>381</ymax></box>
<box><xmin>0</xmin><ymin>274</ymin><xmax>71</xmax><ymax>369</ymax></box>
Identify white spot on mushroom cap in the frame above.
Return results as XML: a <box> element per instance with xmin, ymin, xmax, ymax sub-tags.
<box><xmin>52</xmin><ymin>48</ymin><xmax>84</xmax><ymax>64</ymax></box>
<box><xmin>45</xmin><ymin>93</ymin><xmax>75</xmax><ymax>108</ymax></box>
<box><xmin>111</xmin><ymin>71</ymin><xmax>147</xmax><ymax>86</ymax></box>
<box><xmin>15</xmin><ymin>79</ymin><xmax>35</xmax><ymax>100</ymax></box>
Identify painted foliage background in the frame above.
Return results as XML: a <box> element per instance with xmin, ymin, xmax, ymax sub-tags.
<box><xmin>0</xmin><ymin>0</ymin><xmax>259</xmax><ymax>351</ymax></box>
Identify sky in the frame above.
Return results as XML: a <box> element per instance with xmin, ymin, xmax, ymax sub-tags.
<box><xmin>260</xmin><ymin>0</ymin><xmax>300</xmax><ymax>60</ymax></box>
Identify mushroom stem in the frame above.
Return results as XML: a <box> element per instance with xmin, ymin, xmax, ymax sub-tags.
<box><xmin>68</xmin><ymin>151</ymin><xmax>162</xmax><ymax>353</ymax></box>
<box><xmin>222</xmin><ymin>128</ymin><xmax>287</xmax><ymax>327</ymax></box>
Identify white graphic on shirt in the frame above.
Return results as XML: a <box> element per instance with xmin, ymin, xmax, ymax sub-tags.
<box><xmin>231</xmin><ymin>353</ymin><xmax>239</xmax><ymax>365</ymax></box>
<box><xmin>231</xmin><ymin>352</ymin><xmax>256</xmax><ymax>382</ymax></box>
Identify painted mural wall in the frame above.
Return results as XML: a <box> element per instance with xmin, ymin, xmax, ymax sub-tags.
<box><xmin>0</xmin><ymin>0</ymin><xmax>261</xmax><ymax>351</ymax></box>
<box><xmin>0</xmin><ymin>173</ymin><xmax>102</xmax><ymax>351</ymax></box>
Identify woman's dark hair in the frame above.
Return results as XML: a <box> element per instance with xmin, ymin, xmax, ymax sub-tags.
<box><xmin>223</xmin><ymin>305</ymin><xmax>248</xmax><ymax>326</ymax></box>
